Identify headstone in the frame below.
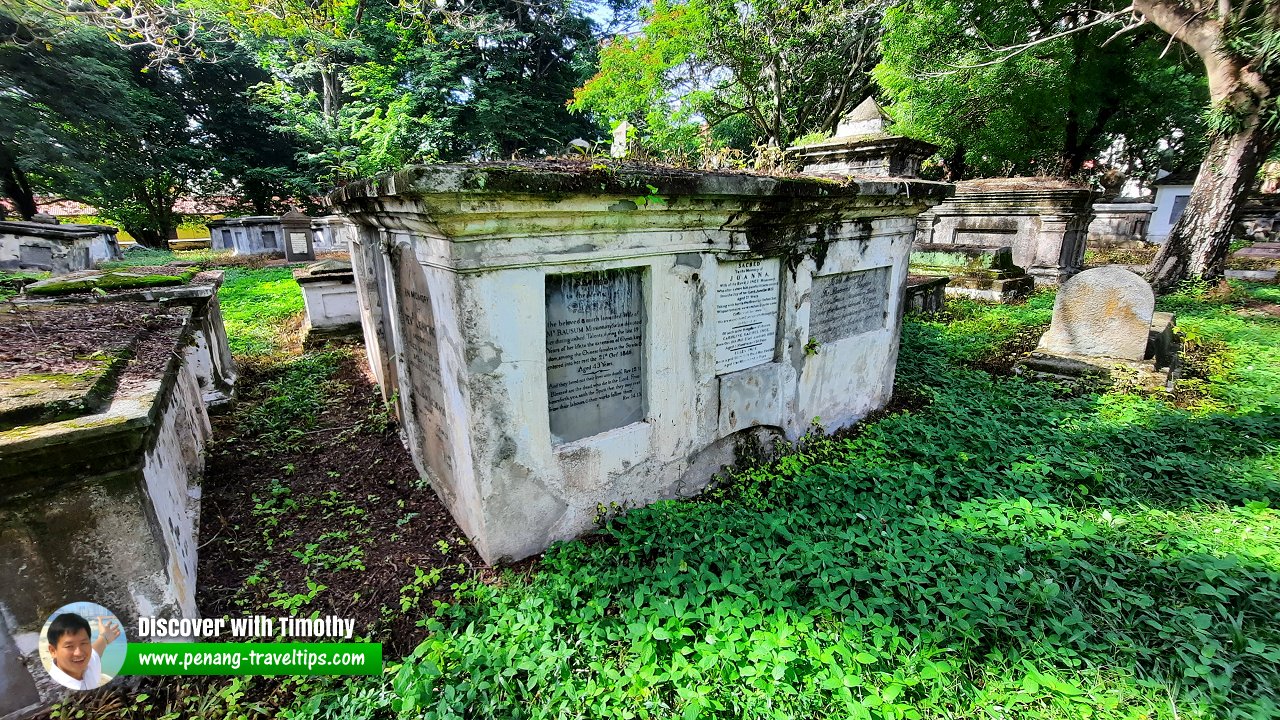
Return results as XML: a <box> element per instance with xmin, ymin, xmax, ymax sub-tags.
<box><xmin>281</xmin><ymin>209</ymin><xmax>315</xmax><ymax>262</ymax></box>
<box><xmin>809</xmin><ymin>266</ymin><xmax>891</xmax><ymax>343</ymax></box>
<box><xmin>715</xmin><ymin>258</ymin><xmax>780</xmax><ymax>374</ymax></box>
<box><xmin>1036</xmin><ymin>266</ymin><xmax>1154</xmax><ymax>360</ymax></box>
<box><xmin>545</xmin><ymin>269</ymin><xmax>645</xmax><ymax>443</ymax></box>
<box><xmin>611</xmin><ymin>120</ymin><xmax>633</xmax><ymax>159</ymax></box>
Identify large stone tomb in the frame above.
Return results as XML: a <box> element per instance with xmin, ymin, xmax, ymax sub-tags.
<box><xmin>0</xmin><ymin>220</ymin><xmax>122</xmax><ymax>275</ymax></box>
<box><xmin>208</xmin><ymin>215</ymin><xmax>286</xmax><ymax>256</ymax></box>
<box><xmin>915</xmin><ymin>179</ymin><xmax>1094</xmax><ymax>286</ymax></box>
<box><xmin>330</xmin><ymin>162</ymin><xmax>951</xmax><ymax>563</ymax></box>
<box><xmin>0</xmin><ymin>300</ymin><xmax>210</xmax><ymax>713</ymax></box>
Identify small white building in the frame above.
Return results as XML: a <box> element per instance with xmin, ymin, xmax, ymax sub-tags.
<box><xmin>1148</xmin><ymin>171</ymin><xmax>1196</xmax><ymax>244</ymax></box>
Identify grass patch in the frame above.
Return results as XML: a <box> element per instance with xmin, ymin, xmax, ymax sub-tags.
<box><xmin>0</xmin><ymin>270</ymin><xmax>48</xmax><ymax>301</ymax></box>
<box><xmin>284</xmin><ymin>283</ymin><xmax>1276</xmax><ymax>720</ymax></box>
<box><xmin>218</xmin><ymin>267</ymin><xmax>305</xmax><ymax>356</ymax></box>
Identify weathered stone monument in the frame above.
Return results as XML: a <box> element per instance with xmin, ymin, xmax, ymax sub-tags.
<box><xmin>0</xmin><ymin>220</ymin><xmax>122</xmax><ymax>275</ymax></box>
<box><xmin>331</xmin><ymin>162</ymin><xmax>951</xmax><ymax>563</ymax></box>
<box><xmin>1088</xmin><ymin>200</ymin><xmax>1156</xmax><ymax>249</ymax></box>
<box><xmin>915</xmin><ymin>178</ymin><xmax>1094</xmax><ymax>286</ymax></box>
<box><xmin>788</xmin><ymin>98</ymin><xmax>937</xmax><ymax>178</ymax></box>
<box><xmin>208</xmin><ymin>215</ymin><xmax>285</xmax><ymax>255</ymax></box>
<box><xmin>310</xmin><ymin>214</ymin><xmax>357</xmax><ymax>253</ymax></box>
<box><xmin>0</xmin><ymin>268</ymin><xmax>229</xmax><ymax>711</ymax></box>
<box><xmin>294</xmin><ymin>259</ymin><xmax>361</xmax><ymax>343</ymax></box>
<box><xmin>611</xmin><ymin>120</ymin><xmax>633</xmax><ymax>159</ymax></box>
<box><xmin>1018</xmin><ymin>266</ymin><xmax>1178</xmax><ymax>383</ymax></box>
<box><xmin>281</xmin><ymin>209</ymin><xmax>316</xmax><ymax>262</ymax></box>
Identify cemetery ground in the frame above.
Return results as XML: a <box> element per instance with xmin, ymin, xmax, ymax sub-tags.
<box><xmin>4</xmin><ymin>255</ymin><xmax>1278</xmax><ymax>720</ymax></box>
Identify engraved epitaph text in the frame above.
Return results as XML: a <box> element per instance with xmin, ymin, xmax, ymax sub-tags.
<box><xmin>809</xmin><ymin>266</ymin><xmax>891</xmax><ymax>343</ymax></box>
<box><xmin>397</xmin><ymin>254</ymin><xmax>455</xmax><ymax>486</ymax></box>
<box><xmin>546</xmin><ymin>269</ymin><xmax>644</xmax><ymax>443</ymax></box>
<box><xmin>715</xmin><ymin>259</ymin><xmax>780</xmax><ymax>374</ymax></box>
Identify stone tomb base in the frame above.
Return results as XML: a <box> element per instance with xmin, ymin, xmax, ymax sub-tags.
<box><xmin>910</xmin><ymin>244</ymin><xmax>1034</xmax><ymax>302</ymax></box>
<box><xmin>294</xmin><ymin>260</ymin><xmax>362</xmax><ymax>344</ymax></box>
<box><xmin>0</xmin><ymin>221</ymin><xmax>122</xmax><ymax>275</ymax></box>
<box><xmin>331</xmin><ymin>163</ymin><xmax>952</xmax><ymax>563</ymax></box>
<box><xmin>903</xmin><ymin>275</ymin><xmax>948</xmax><ymax>314</ymax></box>
<box><xmin>0</xmin><ymin>301</ymin><xmax>210</xmax><ymax>714</ymax></box>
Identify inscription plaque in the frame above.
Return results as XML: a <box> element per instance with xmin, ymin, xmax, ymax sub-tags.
<box><xmin>715</xmin><ymin>258</ymin><xmax>780</xmax><ymax>374</ymax></box>
<box><xmin>546</xmin><ymin>269</ymin><xmax>644</xmax><ymax>443</ymax></box>
<box><xmin>289</xmin><ymin>232</ymin><xmax>308</xmax><ymax>254</ymax></box>
<box><xmin>18</xmin><ymin>244</ymin><xmax>53</xmax><ymax>269</ymax></box>
<box><xmin>397</xmin><ymin>253</ymin><xmax>455</xmax><ymax>486</ymax></box>
<box><xmin>809</xmin><ymin>266</ymin><xmax>891</xmax><ymax>343</ymax></box>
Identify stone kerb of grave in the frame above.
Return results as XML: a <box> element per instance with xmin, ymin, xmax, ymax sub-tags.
<box><xmin>0</xmin><ymin>300</ymin><xmax>209</xmax><ymax>713</ymax></box>
<box><xmin>1037</xmin><ymin>266</ymin><xmax>1154</xmax><ymax>361</ymax></box>
<box><xmin>15</xmin><ymin>267</ymin><xmax>238</xmax><ymax>407</ymax></box>
<box><xmin>328</xmin><ymin>161</ymin><xmax>953</xmax><ymax>564</ymax></box>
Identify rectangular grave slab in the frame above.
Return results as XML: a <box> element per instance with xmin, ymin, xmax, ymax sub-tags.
<box><xmin>327</xmin><ymin>162</ymin><xmax>952</xmax><ymax>563</ymax></box>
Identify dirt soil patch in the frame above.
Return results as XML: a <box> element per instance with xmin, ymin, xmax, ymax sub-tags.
<box><xmin>198</xmin><ymin>349</ymin><xmax>484</xmax><ymax>659</ymax></box>
<box><xmin>0</xmin><ymin>303</ymin><xmax>160</xmax><ymax>379</ymax></box>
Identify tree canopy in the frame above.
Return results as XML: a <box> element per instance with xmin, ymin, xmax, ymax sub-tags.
<box><xmin>874</xmin><ymin>0</ymin><xmax>1208</xmax><ymax>181</ymax></box>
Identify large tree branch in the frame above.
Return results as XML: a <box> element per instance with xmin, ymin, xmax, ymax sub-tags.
<box><xmin>1130</xmin><ymin>0</ymin><xmax>1219</xmax><ymax>60</ymax></box>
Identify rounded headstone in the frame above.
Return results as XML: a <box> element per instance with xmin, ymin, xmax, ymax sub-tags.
<box><xmin>1036</xmin><ymin>266</ymin><xmax>1154</xmax><ymax>361</ymax></box>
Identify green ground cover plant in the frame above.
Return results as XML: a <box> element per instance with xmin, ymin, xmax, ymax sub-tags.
<box><xmin>278</xmin><ymin>282</ymin><xmax>1279</xmax><ymax>720</ymax></box>
<box><xmin>218</xmin><ymin>267</ymin><xmax>305</xmax><ymax>356</ymax></box>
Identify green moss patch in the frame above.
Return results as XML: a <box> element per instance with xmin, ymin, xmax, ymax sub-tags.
<box><xmin>25</xmin><ymin>268</ymin><xmax>199</xmax><ymax>296</ymax></box>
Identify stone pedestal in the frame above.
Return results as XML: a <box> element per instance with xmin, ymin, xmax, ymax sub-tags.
<box><xmin>294</xmin><ymin>260</ymin><xmax>361</xmax><ymax>343</ymax></box>
<box><xmin>329</xmin><ymin>162</ymin><xmax>952</xmax><ymax>563</ymax></box>
<box><xmin>915</xmin><ymin>179</ymin><xmax>1094</xmax><ymax>286</ymax></box>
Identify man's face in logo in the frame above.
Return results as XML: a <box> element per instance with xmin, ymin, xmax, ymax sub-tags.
<box><xmin>49</xmin><ymin>628</ymin><xmax>91</xmax><ymax>679</ymax></box>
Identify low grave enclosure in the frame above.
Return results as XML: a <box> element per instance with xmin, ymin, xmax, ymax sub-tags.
<box><xmin>330</xmin><ymin>162</ymin><xmax>952</xmax><ymax>563</ymax></box>
<box><xmin>0</xmin><ymin>267</ymin><xmax>236</xmax><ymax>711</ymax></box>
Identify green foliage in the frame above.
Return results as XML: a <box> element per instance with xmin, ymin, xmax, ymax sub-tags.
<box><xmin>874</xmin><ymin>0</ymin><xmax>1209</xmax><ymax>180</ymax></box>
<box><xmin>218</xmin><ymin>267</ymin><xmax>305</xmax><ymax>356</ymax></box>
<box><xmin>292</xmin><ymin>284</ymin><xmax>1277</xmax><ymax>719</ymax></box>
<box><xmin>234</xmin><ymin>350</ymin><xmax>342</xmax><ymax>454</ymax></box>
<box><xmin>572</xmin><ymin>0</ymin><xmax>885</xmax><ymax>157</ymax></box>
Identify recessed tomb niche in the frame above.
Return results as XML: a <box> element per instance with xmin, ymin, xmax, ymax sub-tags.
<box><xmin>809</xmin><ymin>266</ymin><xmax>892</xmax><ymax>343</ymax></box>
<box><xmin>715</xmin><ymin>258</ymin><xmax>781</xmax><ymax>374</ymax></box>
<box><xmin>545</xmin><ymin>268</ymin><xmax>645</xmax><ymax>444</ymax></box>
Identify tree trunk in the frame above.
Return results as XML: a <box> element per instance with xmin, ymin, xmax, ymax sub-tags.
<box><xmin>127</xmin><ymin>226</ymin><xmax>171</xmax><ymax>250</ymax></box>
<box><xmin>0</xmin><ymin>154</ymin><xmax>38</xmax><ymax>220</ymax></box>
<box><xmin>1147</xmin><ymin>115</ymin><xmax>1273</xmax><ymax>293</ymax></box>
